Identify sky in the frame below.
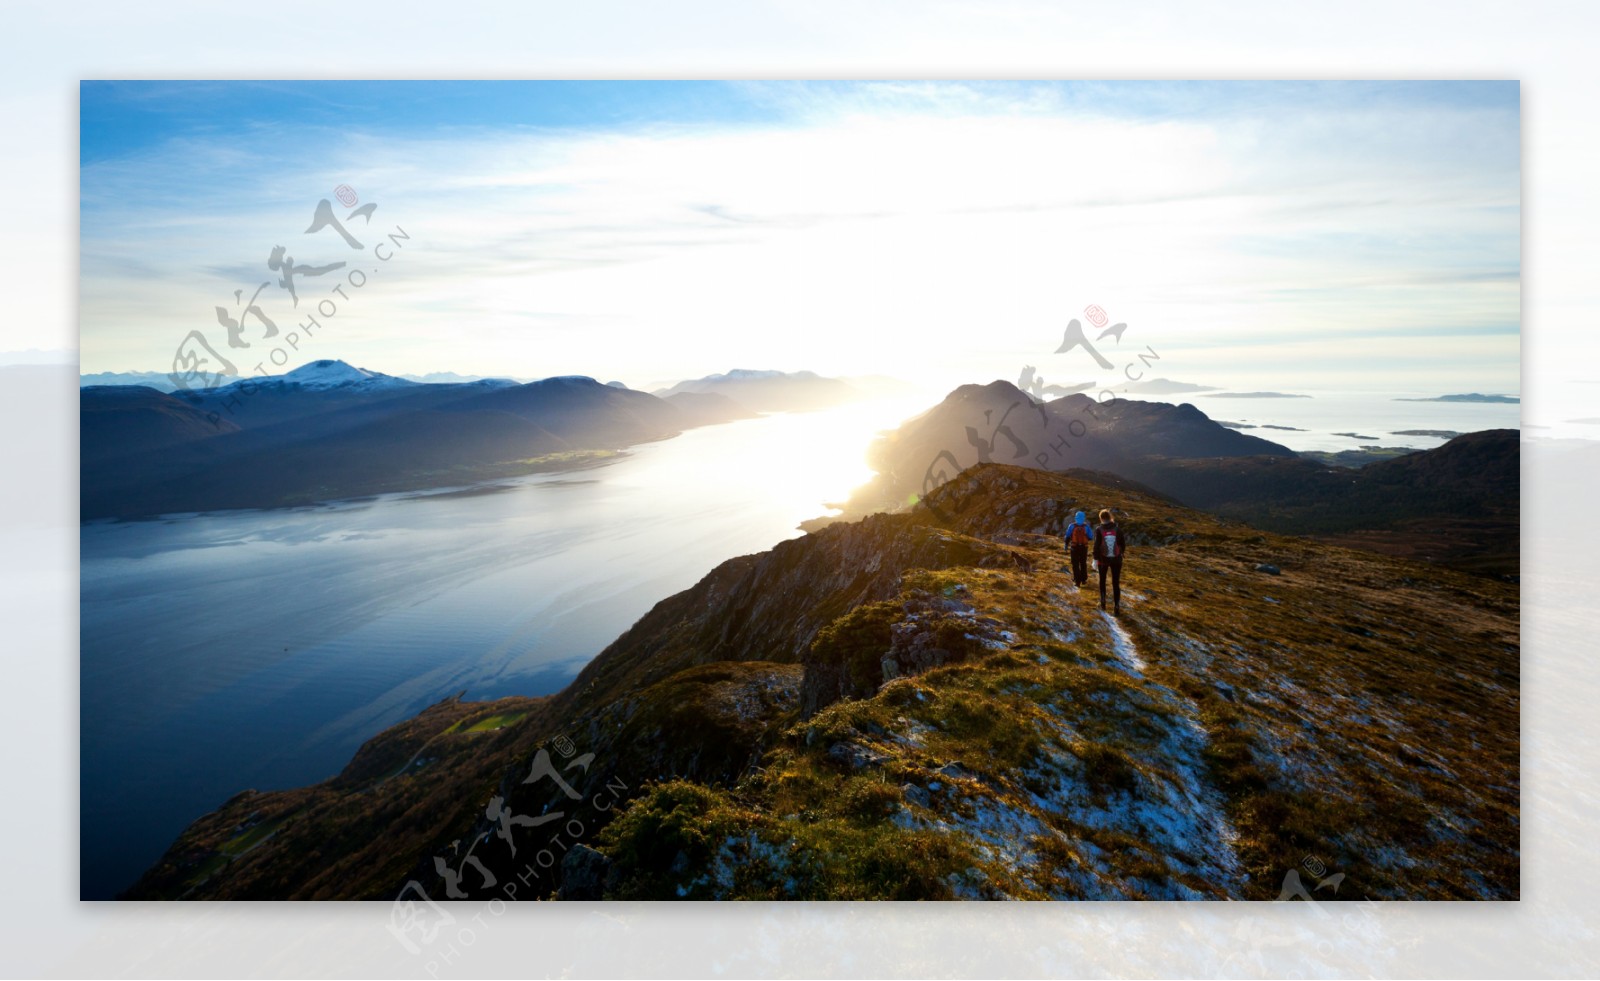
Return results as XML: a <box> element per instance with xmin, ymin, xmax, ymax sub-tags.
<box><xmin>78</xmin><ymin>80</ymin><xmax>1521</xmax><ymax>395</ymax></box>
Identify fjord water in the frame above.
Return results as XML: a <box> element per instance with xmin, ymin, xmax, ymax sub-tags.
<box><xmin>79</xmin><ymin>397</ymin><xmax>926</xmax><ymax>899</ymax></box>
<box><xmin>1180</xmin><ymin>390</ymin><xmax>1521</xmax><ymax>452</ymax></box>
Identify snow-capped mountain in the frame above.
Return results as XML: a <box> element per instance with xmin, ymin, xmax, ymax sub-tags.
<box><xmin>219</xmin><ymin>359</ymin><xmax>418</xmax><ymax>392</ymax></box>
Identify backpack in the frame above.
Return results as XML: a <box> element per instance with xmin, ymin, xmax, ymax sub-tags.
<box><xmin>1068</xmin><ymin>523</ymin><xmax>1090</xmax><ymax>546</ymax></box>
<box><xmin>1098</xmin><ymin>524</ymin><xmax>1121</xmax><ymax>559</ymax></box>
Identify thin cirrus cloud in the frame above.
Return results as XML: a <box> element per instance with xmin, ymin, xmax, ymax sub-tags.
<box><xmin>78</xmin><ymin>81</ymin><xmax>1519</xmax><ymax>393</ymax></box>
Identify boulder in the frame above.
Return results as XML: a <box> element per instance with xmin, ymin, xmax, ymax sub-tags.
<box><xmin>559</xmin><ymin>844</ymin><xmax>612</xmax><ymax>900</ymax></box>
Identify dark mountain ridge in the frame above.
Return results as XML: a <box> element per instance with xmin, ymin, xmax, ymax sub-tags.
<box><xmin>845</xmin><ymin>380</ymin><xmax>1294</xmax><ymax>514</ymax></box>
<box><xmin>79</xmin><ymin>385</ymin><xmax>242</xmax><ymax>467</ymax></box>
<box><xmin>79</xmin><ymin>368</ymin><xmax>750</xmax><ymax>519</ymax></box>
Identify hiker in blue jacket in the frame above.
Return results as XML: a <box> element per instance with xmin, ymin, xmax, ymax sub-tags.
<box><xmin>1092</xmin><ymin>508</ymin><xmax>1126</xmax><ymax>615</ymax></box>
<box><xmin>1064</xmin><ymin>510</ymin><xmax>1092</xmax><ymax>587</ymax></box>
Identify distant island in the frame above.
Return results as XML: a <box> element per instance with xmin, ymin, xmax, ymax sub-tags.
<box><xmin>1118</xmin><ymin>377</ymin><xmax>1219</xmax><ymax>395</ymax></box>
<box><xmin>1204</xmin><ymin>391</ymin><xmax>1312</xmax><ymax>399</ymax></box>
<box><xmin>1333</xmin><ymin>431</ymin><xmax>1380</xmax><ymax>440</ymax></box>
<box><xmin>1205</xmin><ymin>420</ymin><xmax>1306</xmax><ymax>431</ymax></box>
<box><xmin>1396</xmin><ymin>393</ymin><xmax>1519</xmax><ymax>404</ymax></box>
<box><xmin>1393</xmin><ymin>429</ymin><xmax>1463</xmax><ymax>438</ymax></box>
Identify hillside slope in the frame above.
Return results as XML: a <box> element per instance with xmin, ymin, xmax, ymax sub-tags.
<box><xmin>79</xmin><ymin>385</ymin><xmax>241</xmax><ymax>466</ymax></box>
<box><xmin>126</xmin><ymin>465</ymin><xmax>1518</xmax><ymax>901</ymax></box>
<box><xmin>1109</xmin><ymin>429</ymin><xmax>1520</xmax><ymax>575</ymax></box>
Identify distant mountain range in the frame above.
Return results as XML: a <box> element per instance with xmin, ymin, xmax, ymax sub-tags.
<box><xmin>79</xmin><ymin>362</ymin><xmax>863</xmax><ymax>519</ymax></box>
<box><xmin>76</xmin><ymin>365</ymin><xmax>533</xmax><ymax>392</ymax></box>
<box><xmin>401</xmin><ymin>370</ymin><xmax>531</xmax><ymax>385</ymax></box>
<box><xmin>654</xmin><ymin>368</ymin><xmax>862</xmax><ymax>413</ymax></box>
<box><xmin>79</xmin><ymin>370</ymin><xmax>180</xmax><ymax>391</ymax></box>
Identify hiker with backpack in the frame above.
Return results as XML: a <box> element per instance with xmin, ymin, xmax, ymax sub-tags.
<box><xmin>1065</xmin><ymin>510</ymin><xmax>1092</xmax><ymax>587</ymax></box>
<box><xmin>1092</xmin><ymin>508</ymin><xmax>1126</xmax><ymax>615</ymax></box>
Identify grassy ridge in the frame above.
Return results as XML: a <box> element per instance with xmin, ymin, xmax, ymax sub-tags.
<box><xmin>125</xmin><ymin>464</ymin><xmax>1518</xmax><ymax>901</ymax></box>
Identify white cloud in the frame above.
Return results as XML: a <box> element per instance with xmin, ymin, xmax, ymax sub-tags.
<box><xmin>79</xmin><ymin>85</ymin><xmax>1519</xmax><ymax>395</ymax></box>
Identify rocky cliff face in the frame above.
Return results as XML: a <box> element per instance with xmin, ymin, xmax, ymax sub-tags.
<box><xmin>126</xmin><ymin>464</ymin><xmax>1518</xmax><ymax>902</ymax></box>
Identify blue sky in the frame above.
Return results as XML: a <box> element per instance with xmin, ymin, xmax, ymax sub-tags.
<box><xmin>80</xmin><ymin>80</ymin><xmax>1520</xmax><ymax>163</ymax></box>
<box><xmin>79</xmin><ymin>80</ymin><xmax>1521</xmax><ymax>393</ymax></box>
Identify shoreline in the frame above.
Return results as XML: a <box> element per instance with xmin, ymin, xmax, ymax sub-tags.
<box><xmin>80</xmin><ymin>444</ymin><xmax>647</xmax><ymax>525</ymax></box>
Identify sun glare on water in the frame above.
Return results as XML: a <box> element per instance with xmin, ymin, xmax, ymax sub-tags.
<box><xmin>612</xmin><ymin>393</ymin><xmax>936</xmax><ymax>524</ymax></box>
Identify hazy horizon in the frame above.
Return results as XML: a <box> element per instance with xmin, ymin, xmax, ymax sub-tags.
<box><xmin>69</xmin><ymin>356</ymin><xmax>1519</xmax><ymax>401</ymax></box>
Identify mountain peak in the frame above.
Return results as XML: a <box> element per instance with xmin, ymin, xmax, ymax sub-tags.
<box><xmin>948</xmin><ymin>379</ymin><xmax>1032</xmax><ymax>402</ymax></box>
<box><xmin>527</xmin><ymin>375</ymin><xmax>603</xmax><ymax>388</ymax></box>
<box><xmin>284</xmin><ymin>359</ymin><xmax>380</xmax><ymax>383</ymax></box>
<box><xmin>218</xmin><ymin>359</ymin><xmax>416</xmax><ymax>392</ymax></box>
<box><xmin>709</xmin><ymin>368</ymin><xmax>788</xmax><ymax>381</ymax></box>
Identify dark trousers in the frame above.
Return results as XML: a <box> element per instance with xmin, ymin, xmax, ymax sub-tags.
<box><xmin>1069</xmin><ymin>544</ymin><xmax>1088</xmax><ymax>585</ymax></box>
<box><xmin>1098</xmin><ymin>556</ymin><xmax>1122</xmax><ymax>610</ymax></box>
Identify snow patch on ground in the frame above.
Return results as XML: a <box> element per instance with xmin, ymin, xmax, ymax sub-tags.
<box><xmin>680</xmin><ymin>831</ymin><xmax>799</xmax><ymax>898</ymax></box>
<box><xmin>1036</xmin><ymin>602</ymin><xmax>1245</xmax><ymax>896</ymax></box>
<box><xmin>1099</xmin><ymin>611</ymin><xmax>1146</xmax><ymax>673</ymax></box>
